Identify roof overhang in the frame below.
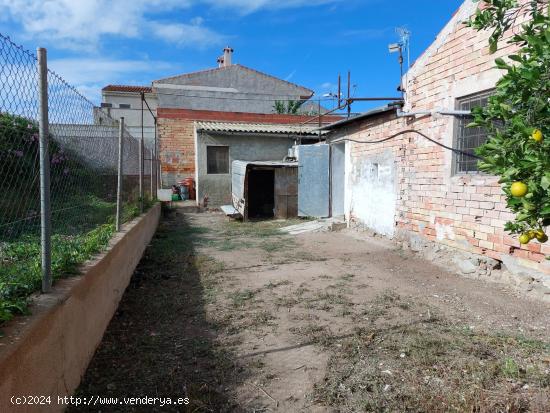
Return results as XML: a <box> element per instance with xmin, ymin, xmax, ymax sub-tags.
<box><xmin>195</xmin><ymin>121</ymin><xmax>324</xmax><ymax>136</ymax></box>
<box><xmin>233</xmin><ymin>160</ymin><xmax>298</xmax><ymax>168</ymax></box>
<box><xmin>102</xmin><ymin>85</ymin><xmax>153</xmax><ymax>93</ymax></box>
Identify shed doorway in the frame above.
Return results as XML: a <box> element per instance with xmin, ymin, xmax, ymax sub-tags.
<box><xmin>247</xmin><ymin>169</ymin><xmax>275</xmax><ymax>219</ymax></box>
<box><xmin>232</xmin><ymin>161</ymin><xmax>299</xmax><ymax>221</ymax></box>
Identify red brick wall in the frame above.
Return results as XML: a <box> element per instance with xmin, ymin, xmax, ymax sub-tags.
<box><xmin>338</xmin><ymin>1</ymin><xmax>549</xmax><ymax>274</ymax></box>
<box><xmin>157</xmin><ymin>108</ymin><xmax>342</xmax><ymax>124</ymax></box>
<box><xmin>157</xmin><ymin>118</ymin><xmax>196</xmax><ymax>184</ymax></box>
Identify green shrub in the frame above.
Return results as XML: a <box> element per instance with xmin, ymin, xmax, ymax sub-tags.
<box><xmin>468</xmin><ymin>1</ymin><xmax>550</xmax><ymax>244</ymax></box>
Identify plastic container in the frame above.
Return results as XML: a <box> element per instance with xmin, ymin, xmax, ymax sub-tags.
<box><xmin>179</xmin><ymin>178</ymin><xmax>196</xmax><ymax>200</ymax></box>
<box><xmin>179</xmin><ymin>185</ymin><xmax>189</xmax><ymax>200</ymax></box>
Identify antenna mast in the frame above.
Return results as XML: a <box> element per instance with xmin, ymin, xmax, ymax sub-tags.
<box><xmin>396</xmin><ymin>27</ymin><xmax>411</xmax><ymax>71</ymax></box>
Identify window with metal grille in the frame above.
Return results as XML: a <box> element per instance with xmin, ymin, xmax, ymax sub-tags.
<box><xmin>119</xmin><ymin>103</ymin><xmax>131</xmax><ymax>109</ymax></box>
<box><xmin>453</xmin><ymin>90</ymin><xmax>493</xmax><ymax>174</ymax></box>
<box><xmin>207</xmin><ymin>146</ymin><xmax>229</xmax><ymax>174</ymax></box>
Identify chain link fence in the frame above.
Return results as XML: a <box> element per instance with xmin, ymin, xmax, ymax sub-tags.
<box><xmin>0</xmin><ymin>33</ymin><xmax>156</xmax><ymax>323</ymax></box>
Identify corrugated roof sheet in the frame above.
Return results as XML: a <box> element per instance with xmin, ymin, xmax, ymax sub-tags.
<box><xmin>102</xmin><ymin>85</ymin><xmax>153</xmax><ymax>93</ymax></box>
<box><xmin>233</xmin><ymin>160</ymin><xmax>298</xmax><ymax>168</ymax></box>
<box><xmin>195</xmin><ymin>121</ymin><xmax>322</xmax><ymax>135</ymax></box>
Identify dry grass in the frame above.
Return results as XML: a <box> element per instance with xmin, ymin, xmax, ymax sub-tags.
<box><xmin>310</xmin><ymin>291</ymin><xmax>550</xmax><ymax>413</ymax></box>
<box><xmin>71</xmin><ymin>209</ymin><xmax>244</xmax><ymax>412</ymax></box>
<box><xmin>73</xmin><ymin>212</ymin><xmax>550</xmax><ymax>412</ymax></box>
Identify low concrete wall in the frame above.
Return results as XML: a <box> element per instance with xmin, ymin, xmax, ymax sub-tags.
<box><xmin>0</xmin><ymin>203</ymin><xmax>161</xmax><ymax>412</ymax></box>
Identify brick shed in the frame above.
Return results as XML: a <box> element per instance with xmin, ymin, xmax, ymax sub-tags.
<box><xmin>158</xmin><ymin>109</ymin><xmax>321</xmax><ymax>182</ymax></box>
<box><xmin>322</xmin><ymin>0</ymin><xmax>549</xmax><ymax>277</ymax></box>
<box><xmin>157</xmin><ymin>108</ymin><xmax>341</xmax><ymax>204</ymax></box>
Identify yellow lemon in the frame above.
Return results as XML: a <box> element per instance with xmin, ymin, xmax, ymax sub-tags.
<box><xmin>510</xmin><ymin>182</ymin><xmax>528</xmax><ymax>197</ymax></box>
<box><xmin>536</xmin><ymin>232</ymin><xmax>548</xmax><ymax>243</ymax></box>
<box><xmin>519</xmin><ymin>233</ymin><xmax>531</xmax><ymax>244</ymax></box>
<box><xmin>532</xmin><ymin>129</ymin><xmax>543</xmax><ymax>142</ymax></box>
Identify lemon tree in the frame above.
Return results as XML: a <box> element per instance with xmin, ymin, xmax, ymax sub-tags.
<box><xmin>467</xmin><ymin>0</ymin><xmax>550</xmax><ymax>245</ymax></box>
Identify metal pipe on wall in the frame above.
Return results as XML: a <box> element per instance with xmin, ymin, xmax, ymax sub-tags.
<box><xmin>139</xmin><ymin>91</ymin><xmax>144</xmax><ymax>212</ymax></box>
<box><xmin>347</xmin><ymin>71</ymin><xmax>351</xmax><ymax>118</ymax></box>
<box><xmin>116</xmin><ymin>117</ymin><xmax>124</xmax><ymax>231</ymax></box>
<box><xmin>396</xmin><ymin>108</ymin><xmax>471</xmax><ymax>117</ymax></box>
<box><xmin>150</xmin><ymin>144</ymin><xmax>154</xmax><ymax>198</ymax></box>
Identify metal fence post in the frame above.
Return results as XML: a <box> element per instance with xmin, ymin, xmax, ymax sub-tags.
<box><xmin>139</xmin><ymin>91</ymin><xmax>144</xmax><ymax>212</ymax></box>
<box><xmin>116</xmin><ymin>117</ymin><xmax>124</xmax><ymax>231</ymax></box>
<box><xmin>37</xmin><ymin>47</ymin><xmax>51</xmax><ymax>293</ymax></box>
<box><xmin>150</xmin><ymin>145</ymin><xmax>154</xmax><ymax>200</ymax></box>
<box><xmin>155</xmin><ymin>118</ymin><xmax>161</xmax><ymax>191</ymax></box>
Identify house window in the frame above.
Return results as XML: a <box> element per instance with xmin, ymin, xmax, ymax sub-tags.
<box><xmin>119</xmin><ymin>103</ymin><xmax>131</xmax><ymax>109</ymax></box>
<box><xmin>207</xmin><ymin>146</ymin><xmax>229</xmax><ymax>174</ymax></box>
<box><xmin>453</xmin><ymin>90</ymin><xmax>493</xmax><ymax>174</ymax></box>
<box><xmin>100</xmin><ymin>102</ymin><xmax>112</xmax><ymax>108</ymax></box>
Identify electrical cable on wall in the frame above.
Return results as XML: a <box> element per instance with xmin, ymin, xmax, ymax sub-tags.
<box><xmin>330</xmin><ymin>129</ymin><xmax>484</xmax><ymax>160</ymax></box>
<box><xmin>141</xmin><ymin>94</ymin><xmax>157</xmax><ymax>120</ymax></box>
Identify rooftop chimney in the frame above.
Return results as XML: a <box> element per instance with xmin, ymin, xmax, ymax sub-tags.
<box><xmin>222</xmin><ymin>46</ymin><xmax>233</xmax><ymax>67</ymax></box>
<box><xmin>217</xmin><ymin>55</ymin><xmax>224</xmax><ymax>68</ymax></box>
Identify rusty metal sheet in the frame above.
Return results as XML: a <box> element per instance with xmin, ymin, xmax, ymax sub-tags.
<box><xmin>274</xmin><ymin>168</ymin><xmax>298</xmax><ymax>218</ymax></box>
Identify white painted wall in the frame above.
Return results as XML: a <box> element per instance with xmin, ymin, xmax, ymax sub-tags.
<box><xmin>97</xmin><ymin>91</ymin><xmax>158</xmax><ymax>148</ymax></box>
<box><xmin>344</xmin><ymin>141</ymin><xmax>352</xmax><ymax>224</ymax></box>
<box><xmin>331</xmin><ymin>143</ymin><xmax>346</xmax><ymax>217</ymax></box>
<box><xmin>346</xmin><ymin>149</ymin><xmax>397</xmax><ymax>237</ymax></box>
<box><xmin>102</xmin><ymin>91</ymin><xmax>158</xmax><ymax>127</ymax></box>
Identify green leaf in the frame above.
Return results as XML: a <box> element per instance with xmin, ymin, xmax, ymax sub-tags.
<box><xmin>494</xmin><ymin>57</ymin><xmax>509</xmax><ymax>69</ymax></box>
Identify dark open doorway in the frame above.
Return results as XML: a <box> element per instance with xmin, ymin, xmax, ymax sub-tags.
<box><xmin>247</xmin><ymin>169</ymin><xmax>275</xmax><ymax>219</ymax></box>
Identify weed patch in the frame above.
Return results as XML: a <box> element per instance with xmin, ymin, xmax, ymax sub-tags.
<box><xmin>264</xmin><ymin>279</ymin><xmax>292</xmax><ymax>289</ymax></box>
<box><xmin>228</xmin><ymin>289</ymin><xmax>257</xmax><ymax>307</ymax></box>
<box><xmin>312</xmin><ymin>298</ymin><xmax>550</xmax><ymax>412</ymax></box>
<box><xmin>290</xmin><ymin>324</ymin><xmax>333</xmax><ymax>347</ymax></box>
<box><xmin>0</xmin><ymin>222</ymin><xmax>115</xmax><ymax>323</ymax></box>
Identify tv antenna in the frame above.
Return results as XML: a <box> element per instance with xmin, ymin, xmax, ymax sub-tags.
<box><xmin>395</xmin><ymin>26</ymin><xmax>411</xmax><ymax>70</ymax></box>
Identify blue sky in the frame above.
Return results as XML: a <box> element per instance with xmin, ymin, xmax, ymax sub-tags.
<box><xmin>0</xmin><ymin>0</ymin><xmax>463</xmax><ymax>111</ymax></box>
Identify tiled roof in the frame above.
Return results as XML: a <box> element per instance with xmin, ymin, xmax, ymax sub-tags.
<box><xmin>102</xmin><ymin>85</ymin><xmax>152</xmax><ymax>93</ymax></box>
<box><xmin>195</xmin><ymin>121</ymin><xmax>322</xmax><ymax>135</ymax></box>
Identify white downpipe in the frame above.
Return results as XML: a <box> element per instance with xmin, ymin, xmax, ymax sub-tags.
<box><xmin>396</xmin><ymin>108</ymin><xmax>471</xmax><ymax>117</ymax></box>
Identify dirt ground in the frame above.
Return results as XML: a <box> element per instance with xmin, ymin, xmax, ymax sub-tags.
<box><xmin>73</xmin><ymin>207</ymin><xmax>550</xmax><ymax>412</ymax></box>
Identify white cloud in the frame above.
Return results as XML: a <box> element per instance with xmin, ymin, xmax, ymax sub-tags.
<box><xmin>0</xmin><ymin>0</ymin><xmax>342</xmax><ymax>49</ymax></box>
<box><xmin>48</xmin><ymin>58</ymin><xmax>176</xmax><ymax>102</ymax></box>
<box><xmin>150</xmin><ymin>21</ymin><xmax>225</xmax><ymax>48</ymax></box>
<box><xmin>0</xmin><ymin>0</ymin><xmax>342</xmax><ymax>101</ymax></box>
<box><xmin>0</xmin><ymin>0</ymin><xmax>217</xmax><ymax>50</ymax></box>
<box><xmin>284</xmin><ymin>69</ymin><xmax>297</xmax><ymax>81</ymax></box>
<box><xmin>49</xmin><ymin>58</ymin><xmax>173</xmax><ymax>85</ymax></box>
<box><xmin>203</xmin><ymin>0</ymin><xmax>342</xmax><ymax>14</ymax></box>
